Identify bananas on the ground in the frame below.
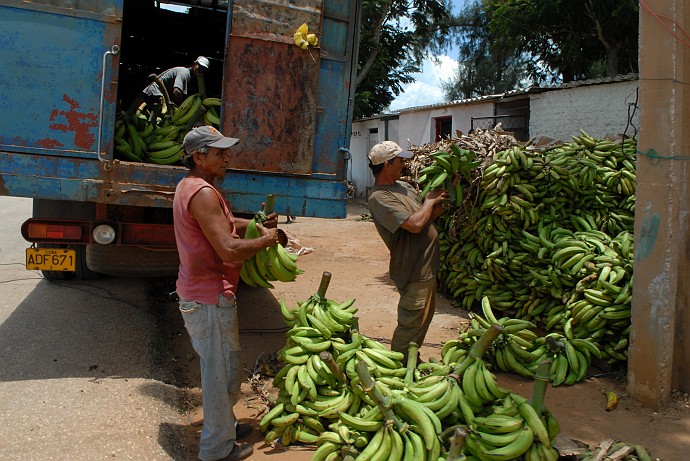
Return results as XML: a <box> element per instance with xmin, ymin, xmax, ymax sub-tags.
<box><xmin>430</xmin><ymin>131</ymin><xmax>636</xmax><ymax>369</ymax></box>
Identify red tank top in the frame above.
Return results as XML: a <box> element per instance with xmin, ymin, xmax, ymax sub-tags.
<box><xmin>173</xmin><ymin>176</ymin><xmax>241</xmax><ymax>304</ymax></box>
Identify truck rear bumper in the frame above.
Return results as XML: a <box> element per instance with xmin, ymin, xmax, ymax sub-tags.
<box><xmin>21</xmin><ymin>218</ymin><xmax>176</xmax><ymax>248</ymax></box>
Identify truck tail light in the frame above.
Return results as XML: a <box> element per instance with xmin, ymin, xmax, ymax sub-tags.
<box><xmin>25</xmin><ymin>222</ymin><xmax>82</xmax><ymax>241</ymax></box>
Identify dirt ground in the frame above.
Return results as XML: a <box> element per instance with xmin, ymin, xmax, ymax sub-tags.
<box><xmin>158</xmin><ymin>198</ymin><xmax>690</xmax><ymax>461</ymax></box>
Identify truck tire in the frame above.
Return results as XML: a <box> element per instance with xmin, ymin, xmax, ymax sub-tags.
<box><xmin>74</xmin><ymin>244</ymin><xmax>100</xmax><ymax>280</ymax></box>
<box><xmin>86</xmin><ymin>244</ymin><xmax>180</xmax><ymax>278</ymax></box>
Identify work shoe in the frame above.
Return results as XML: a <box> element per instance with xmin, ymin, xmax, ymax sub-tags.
<box><xmin>222</xmin><ymin>443</ymin><xmax>253</xmax><ymax>461</ymax></box>
<box><xmin>235</xmin><ymin>423</ymin><xmax>253</xmax><ymax>440</ymax></box>
<box><xmin>202</xmin><ymin>442</ymin><xmax>253</xmax><ymax>461</ymax></box>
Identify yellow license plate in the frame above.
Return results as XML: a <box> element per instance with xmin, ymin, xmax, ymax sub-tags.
<box><xmin>26</xmin><ymin>248</ymin><xmax>76</xmax><ymax>271</ymax></box>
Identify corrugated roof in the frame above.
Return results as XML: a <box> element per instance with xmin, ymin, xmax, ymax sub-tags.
<box><xmin>362</xmin><ymin>73</ymin><xmax>640</xmax><ymax>120</ymax></box>
<box><xmin>537</xmin><ymin>73</ymin><xmax>639</xmax><ymax>90</ymax></box>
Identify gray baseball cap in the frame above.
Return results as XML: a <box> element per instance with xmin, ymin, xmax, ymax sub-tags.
<box><xmin>183</xmin><ymin>126</ymin><xmax>239</xmax><ymax>153</ymax></box>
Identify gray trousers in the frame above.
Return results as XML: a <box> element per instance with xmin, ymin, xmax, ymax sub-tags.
<box><xmin>179</xmin><ymin>295</ymin><xmax>242</xmax><ymax>461</ymax></box>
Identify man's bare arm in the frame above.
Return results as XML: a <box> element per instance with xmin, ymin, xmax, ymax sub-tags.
<box><xmin>189</xmin><ymin>188</ymin><xmax>279</xmax><ymax>262</ymax></box>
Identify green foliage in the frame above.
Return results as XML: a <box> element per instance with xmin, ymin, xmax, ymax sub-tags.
<box><xmin>441</xmin><ymin>0</ymin><xmax>638</xmax><ymax>100</ymax></box>
<box><xmin>485</xmin><ymin>0</ymin><xmax>639</xmax><ymax>81</ymax></box>
<box><xmin>354</xmin><ymin>0</ymin><xmax>453</xmax><ymax>118</ymax></box>
<box><xmin>442</xmin><ymin>1</ymin><xmax>531</xmax><ymax>100</ymax></box>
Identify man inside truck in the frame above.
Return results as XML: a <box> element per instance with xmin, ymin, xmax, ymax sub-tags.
<box><xmin>144</xmin><ymin>55</ymin><xmax>209</xmax><ymax>104</ymax></box>
<box><xmin>173</xmin><ymin>125</ymin><xmax>281</xmax><ymax>461</ymax></box>
<box><xmin>127</xmin><ymin>56</ymin><xmax>209</xmax><ymax>116</ymax></box>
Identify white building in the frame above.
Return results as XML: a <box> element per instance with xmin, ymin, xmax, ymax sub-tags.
<box><xmin>348</xmin><ymin>75</ymin><xmax>639</xmax><ymax>199</ymax></box>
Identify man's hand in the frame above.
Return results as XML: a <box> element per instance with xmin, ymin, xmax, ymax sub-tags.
<box><xmin>257</xmin><ymin>223</ymin><xmax>281</xmax><ymax>247</ymax></box>
<box><xmin>426</xmin><ymin>190</ymin><xmax>449</xmax><ymax>220</ymax></box>
<box><xmin>425</xmin><ymin>190</ymin><xmax>449</xmax><ymax>204</ymax></box>
<box><xmin>262</xmin><ymin>212</ymin><xmax>279</xmax><ymax>229</ymax></box>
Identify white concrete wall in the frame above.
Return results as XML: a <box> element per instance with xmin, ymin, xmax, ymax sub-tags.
<box><xmin>529</xmin><ymin>80</ymin><xmax>640</xmax><ymax>141</ymax></box>
<box><xmin>398</xmin><ymin>101</ymin><xmax>495</xmax><ymax>147</ymax></box>
<box><xmin>349</xmin><ymin>101</ymin><xmax>494</xmax><ymax>198</ymax></box>
<box><xmin>349</xmin><ymin>119</ymin><xmax>401</xmax><ymax>198</ymax></box>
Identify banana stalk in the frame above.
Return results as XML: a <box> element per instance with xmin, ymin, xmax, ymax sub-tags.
<box><xmin>530</xmin><ymin>358</ymin><xmax>552</xmax><ymax>414</ymax></box>
<box><xmin>403</xmin><ymin>342</ymin><xmax>420</xmax><ymax>384</ymax></box>
<box><xmin>446</xmin><ymin>426</ymin><xmax>468</xmax><ymax>460</ymax></box>
<box><xmin>319</xmin><ymin>351</ymin><xmax>347</xmax><ymax>386</ymax></box>
<box><xmin>355</xmin><ymin>360</ymin><xmax>406</xmax><ymax>431</ymax></box>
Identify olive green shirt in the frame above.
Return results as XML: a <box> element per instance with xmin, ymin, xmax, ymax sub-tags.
<box><xmin>368</xmin><ymin>181</ymin><xmax>440</xmax><ymax>290</ymax></box>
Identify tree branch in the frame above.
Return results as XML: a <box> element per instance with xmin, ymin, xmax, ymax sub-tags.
<box><xmin>355</xmin><ymin>0</ymin><xmax>393</xmax><ymax>88</ymax></box>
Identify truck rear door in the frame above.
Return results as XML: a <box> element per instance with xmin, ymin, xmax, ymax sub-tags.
<box><xmin>0</xmin><ymin>0</ymin><xmax>121</xmax><ymax>160</ymax></box>
<box><xmin>218</xmin><ymin>0</ymin><xmax>360</xmax><ymax>218</ymax></box>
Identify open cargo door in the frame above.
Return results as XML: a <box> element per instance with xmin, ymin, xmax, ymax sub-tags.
<box><xmin>223</xmin><ymin>1</ymin><xmax>322</xmax><ymax>174</ymax></box>
<box><xmin>217</xmin><ymin>0</ymin><xmax>361</xmax><ymax>217</ymax></box>
<box><xmin>0</xmin><ymin>0</ymin><xmax>121</xmax><ymax>160</ymax></box>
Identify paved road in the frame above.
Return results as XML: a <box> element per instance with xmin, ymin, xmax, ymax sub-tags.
<box><xmin>0</xmin><ymin>196</ymin><xmax>186</xmax><ymax>460</ymax></box>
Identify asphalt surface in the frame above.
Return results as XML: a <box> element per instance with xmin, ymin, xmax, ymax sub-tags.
<box><xmin>0</xmin><ymin>196</ymin><xmax>188</xmax><ymax>460</ymax></box>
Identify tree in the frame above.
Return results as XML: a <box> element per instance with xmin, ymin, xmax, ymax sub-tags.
<box><xmin>354</xmin><ymin>0</ymin><xmax>453</xmax><ymax>118</ymax></box>
<box><xmin>486</xmin><ymin>0</ymin><xmax>638</xmax><ymax>81</ymax></box>
<box><xmin>441</xmin><ymin>1</ymin><xmax>531</xmax><ymax>100</ymax></box>
<box><xmin>442</xmin><ymin>0</ymin><xmax>638</xmax><ymax>100</ymax></box>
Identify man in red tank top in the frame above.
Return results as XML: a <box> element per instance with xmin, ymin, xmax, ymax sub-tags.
<box><xmin>173</xmin><ymin>126</ymin><xmax>281</xmax><ymax>461</ymax></box>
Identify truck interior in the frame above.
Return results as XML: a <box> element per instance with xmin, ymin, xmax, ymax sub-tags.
<box><xmin>117</xmin><ymin>0</ymin><xmax>228</xmax><ymax>114</ymax></box>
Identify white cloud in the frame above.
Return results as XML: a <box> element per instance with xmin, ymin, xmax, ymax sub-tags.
<box><xmin>387</xmin><ymin>0</ymin><xmax>466</xmax><ymax>112</ymax></box>
<box><xmin>388</xmin><ymin>54</ymin><xmax>458</xmax><ymax>111</ymax></box>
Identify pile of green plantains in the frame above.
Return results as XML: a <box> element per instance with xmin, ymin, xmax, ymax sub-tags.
<box><xmin>261</xmin><ymin>272</ymin><xmax>570</xmax><ymax>461</ymax></box>
<box><xmin>414</xmin><ymin>129</ymin><xmax>636</xmax><ymax>372</ymax></box>
<box><xmin>114</xmin><ymin>94</ymin><xmax>221</xmax><ymax>165</ymax></box>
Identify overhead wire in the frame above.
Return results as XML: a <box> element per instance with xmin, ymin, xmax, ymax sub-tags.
<box><xmin>639</xmin><ymin>0</ymin><xmax>690</xmax><ymax>48</ymax></box>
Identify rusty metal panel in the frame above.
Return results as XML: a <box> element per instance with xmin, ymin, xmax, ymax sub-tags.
<box><xmin>231</xmin><ymin>0</ymin><xmax>323</xmax><ymax>42</ymax></box>
<box><xmin>0</xmin><ymin>0</ymin><xmax>122</xmax><ymax>157</ymax></box>
<box><xmin>222</xmin><ymin>37</ymin><xmax>320</xmax><ymax>174</ymax></box>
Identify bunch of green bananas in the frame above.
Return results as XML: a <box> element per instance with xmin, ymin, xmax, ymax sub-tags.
<box><xmin>338</xmin><ymin>342</ymin><xmax>407</xmax><ymax>394</ymax></box>
<box><xmin>417</xmin><ymin>145</ymin><xmax>481</xmax><ymax>204</ymax></box>
<box><xmin>113</xmin><ymin>95</ymin><xmax>222</xmax><ymax>165</ymax></box>
<box><xmin>458</xmin><ymin>297</ymin><xmax>602</xmax><ymax>387</ymax></box>
<box><xmin>260</xmin><ymin>274</ymin><xmax>569</xmax><ymax>460</ymax></box>
<box><xmin>312</xmin><ymin>382</ymin><xmax>446</xmax><ymax>461</ymax></box>
<box><xmin>431</xmin><ymin>131</ymin><xmax>636</xmax><ymax>367</ymax></box>
<box><xmin>201</xmin><ymin>97</ymin><xmax>221</xmax><ymax>126</ymax></box>
<box><xmin>262</xmin><ymin>291</ymin><xmax>363</xmax><ymax>446</ymax></box>
<box><xmin>463</xmin><ymin>393</ymin><xmax>560</xmax><ymax>461</ymax></box>
<box><xmin>239</xmin><ymin>213</ymin><xmax>303</xmax><ymax>289</ymax></box>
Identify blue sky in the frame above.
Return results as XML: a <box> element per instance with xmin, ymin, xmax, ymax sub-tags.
<box><xmin>388</xmin><ymin>0</ymin><xmax>466</xmax><ymax>111</ymax></box>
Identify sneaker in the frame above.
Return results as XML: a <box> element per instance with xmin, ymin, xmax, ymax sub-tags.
<box><xmin>235</xmin><ymin>423</ymin><xmax>253</xmax><ymax>440</ymax></box>
<box><xmin>215</xmin><ymin>442</ymin><xmax>253</xmax><ymax>461</ymax></box>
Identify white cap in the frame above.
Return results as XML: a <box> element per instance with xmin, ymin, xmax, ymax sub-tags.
<box><xmin>195</xmin><ymin>56</ymin><xmax>210</xmax><ymax>69</ymax></box>
<box><xmin>368</xmin><ymin>141</ymin><xmax>414</xmax><ymax>165</ymax></box>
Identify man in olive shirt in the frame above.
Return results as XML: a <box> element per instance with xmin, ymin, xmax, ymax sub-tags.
<box><xmin>367</xmin><ymin>141</ymin><xmax>449</xmax><ymax>362</ymax></box>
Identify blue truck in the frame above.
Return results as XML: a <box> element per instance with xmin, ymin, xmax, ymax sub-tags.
<box><xmin>0</xmin><ymin>0</ymin><xmax>361</xmax><ymax>279</ymax></box>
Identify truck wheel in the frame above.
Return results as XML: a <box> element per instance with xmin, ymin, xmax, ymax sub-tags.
<box><xmin>86</xmin><ymin>244</ymin><xmax>179</xmax><ymax>278</ymax></box>
<box><xmin>74</xmin><ymin>244</ymin><xmax>100</xmax><ymax>280</ymax></box>
<box><xmin>37</xmin><ymin>243</ymin><xmax>72</xmax><ymax>281</ymax></box>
